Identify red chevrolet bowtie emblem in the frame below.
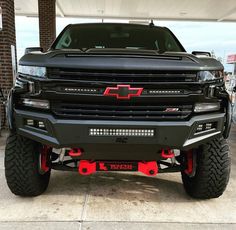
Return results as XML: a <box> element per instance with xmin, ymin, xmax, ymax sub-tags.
<box><xmin>104</xmin><ymin>85</ymin><xmax>143</xmax><ymax>99</ymax></box>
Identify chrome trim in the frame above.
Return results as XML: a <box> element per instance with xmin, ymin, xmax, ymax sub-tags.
<box><xmin>184</xmin><ymin>131</ymin><xmax>221</xmax><ymax>147</ymax></box>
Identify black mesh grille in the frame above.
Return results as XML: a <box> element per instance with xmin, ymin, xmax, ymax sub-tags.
<box><xmin>47</xmin><ymin>68</ymin><xmax>198</xmax><ymax>83</ymax></box>
<box><xmin>51</xmin><ymin>102</ymin><xmax>193</xmax><ymax>121</ymax></box>
<box><xmin>47</xmin><ymin>68</ymin><xmax>196</xmax><ymax>121</ymax></box>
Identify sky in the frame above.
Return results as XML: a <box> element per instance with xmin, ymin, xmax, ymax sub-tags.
<box><xmin>15</xmin><ymin>16</ymin><xmax>236</xmax><ymax>72</ymax></box>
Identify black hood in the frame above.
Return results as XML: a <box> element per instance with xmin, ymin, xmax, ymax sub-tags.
<box><xmin>19</xmin><ymin>49</ymin><xmax>224</xmax><ymax>72</ymax></box>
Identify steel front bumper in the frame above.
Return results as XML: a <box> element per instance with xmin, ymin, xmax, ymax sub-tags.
<box><xmin>14</xmin><ymin>109</ymin><xmax>225</xmax><ymax>150</ymax></box>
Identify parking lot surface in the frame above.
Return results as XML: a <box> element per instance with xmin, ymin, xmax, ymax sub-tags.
<box><xmin>0</xmin><ymin>127</ymin><xmax>236</xmax><ymax>230</ymax></box>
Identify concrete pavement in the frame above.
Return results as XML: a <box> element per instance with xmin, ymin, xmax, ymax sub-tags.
<box><xmin>0</xmin><ymin>127</ymin><xmax>236</xmax><ymax>229</ymax></box>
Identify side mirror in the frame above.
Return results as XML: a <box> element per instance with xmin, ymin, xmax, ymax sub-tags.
<box><xmin>192</xmin><ymin>51</ymin><xmax>211</xmax><ymax>57</ymax></box>
<box><xmin>25</xmin><ymin>47</ymin><xmax>43</xmax><ymax>54</ymax></box>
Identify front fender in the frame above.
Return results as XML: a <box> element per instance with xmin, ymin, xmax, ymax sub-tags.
<box><xmin>6</xmin><ymin>89</ymin><xmax>15</xmax><ymax>131</ymax></box>
<box><xmin>223</xmin><ymin>101</ymin><xmax>232</xmax><ymax>139</ymax></box>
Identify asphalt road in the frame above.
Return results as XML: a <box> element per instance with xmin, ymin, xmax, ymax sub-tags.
<box><xmin>0</xmin><ymin>127</ymin><xmax>235</xmax><ymax>230</ymax></box>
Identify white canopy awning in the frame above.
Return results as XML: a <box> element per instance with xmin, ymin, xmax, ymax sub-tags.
<box><xmin>14</xmin><ymin>0</ymin><xmax>236</xmax><ymax>22</ymax></box>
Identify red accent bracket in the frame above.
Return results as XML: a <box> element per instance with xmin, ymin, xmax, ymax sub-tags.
<box><xmin>41</xmin><ymin>146</ymin><xmax>50</xmax><ymax>172</ymax></box>
<box><xmin>103</xmin><ymin>85</ymin><xmax>143</xmax><ymax>100</ymax></box>
<box><xmin>161</xmin><ymin>149</ymin><xmax>175</xmax><ymax>159</ymax></box>
<box><xmin>69</xmin><ymin>148</ymin><xmax>83</xmax><ymax>157</ymax></box>
<box><xmin>78</xmin><ymin>160</ymin><xmax>158</xmax><ymax>176</ymax></box>
<box><xmin>138</xmin><ymin>161</ymin><xmax>158</xmax><ymax>176</ymax></box>
<box><xmin>185</xmin><ymin>151</ymin><xmax>193</xmax><ymax>175</ymax></box>
<box><xmin>79</xmin><ymin>160</ymin><xmax>96</xmax><ymax>175</ymax></box>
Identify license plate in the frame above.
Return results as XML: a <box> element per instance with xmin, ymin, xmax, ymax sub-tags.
<box><xmin>96</xmin><ymin>161</ymin><xmax>138</xmax><ymax>171</ymax></box>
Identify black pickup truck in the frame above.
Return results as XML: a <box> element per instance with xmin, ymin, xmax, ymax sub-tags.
<box><xmin>5</xmin><ymin>23</ymin><xmax>231</xmax><ymax>199</ymax></box>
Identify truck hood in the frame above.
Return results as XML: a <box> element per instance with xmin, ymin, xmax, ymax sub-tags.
<box><xmin>19</xmin><ymin>49</ymin><xmax>223</xmax><ymax>71</ymax></box>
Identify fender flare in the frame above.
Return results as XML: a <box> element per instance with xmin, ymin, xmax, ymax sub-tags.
<box><xmin>223</xmin><ymin>101</ymin><xmax>232</xmax><ymax>139</ymax></box>
<box><xmin>6</xmin><ymin>89</ymin><xmax>15</xmax><ymax>131</ymax></box>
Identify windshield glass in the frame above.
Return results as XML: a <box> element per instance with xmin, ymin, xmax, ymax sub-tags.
<box><xmin>53</xmin><ymin>24</ymin><xmax>184</xmax><ymax>53</ymax></box>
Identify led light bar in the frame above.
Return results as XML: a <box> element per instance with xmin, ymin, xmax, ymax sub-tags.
<box><xmin>89</xmin><ymin>128</ymin><xmax>155</xmax><ymax>137</ymax></box>
<box><xmin>148</xmin><ymin>90</ymin><xmax>181</xmax><ymax>94</ymax></box>
<box><xmin>64</xmin><ymin>87</ymin><xmax>98</xmax><ymax>93</ymax></box>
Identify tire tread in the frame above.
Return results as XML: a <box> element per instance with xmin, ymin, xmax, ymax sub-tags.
<box><xmin>4</xmin><ymin>133</ymin><xmax>50</xmax><ymax>196</ymax></box>
<box><xmin>182</xmin><ymin>137</ymin><xmax>231</xmax><ymax>199</ymax></box>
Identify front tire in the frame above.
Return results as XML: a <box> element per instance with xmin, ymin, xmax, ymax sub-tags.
<box><xmin>4</xmin><ymin>133</ymin><xmax>51</xmax><ymax>196</ymax></box>
<box><xmin>181</xmin><ymin>137</ymin><xmax>231</xmax><ymax>199</ymax></box>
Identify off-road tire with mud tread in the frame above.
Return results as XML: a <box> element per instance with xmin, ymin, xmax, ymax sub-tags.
<box><xmin>4</xmin><ymin>133</ymin><xmax>51</xmax><ymax>196</ymax></box>
<box><xmin>181</xmin><ymin>137</ymin><xmax>231</xmax><ymax>199</ymax></box>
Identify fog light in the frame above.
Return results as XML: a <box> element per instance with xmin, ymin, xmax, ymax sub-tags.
<box><xmin>25</xmin><ymin>119</ymin><xmax>46</xmax><ymax>130</ymax></box>
<box><xmin>194</xmin><ymin>103</ymin><xmax>220</xmax><ymax>113</ymax></box>
<box><xmin>21</xmin><ymin>99</ymin><xmax>50</xmax><ymax>109</ymax></box>
<box><xmin>195</xmin><ymin>122</ymin><xmax>217</xmax><ymax>134</ymax></box>
<box><xmin>26</xmin><ymin>119</ymin><xmax>34</xmax><ymax>126</ymax></box>
<box><xmin>196</xmin><ymin>124</ymin><xmax>203</xmax><ymax>132</ymax></box>
<box><xmin>38</xmin><ymin>121</ymin><xmax>45</xmax><ymax>128</ymax></box>
<box><xmin>205</xmin><ymin>123</ymin><xmax>213</xmax><ymax>130</ymax></box>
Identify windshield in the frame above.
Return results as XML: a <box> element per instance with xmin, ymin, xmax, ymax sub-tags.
<box><xmin>53</xmin><ymin>23</ymin><xmax>185</xmax><ymax>53</ymax></box>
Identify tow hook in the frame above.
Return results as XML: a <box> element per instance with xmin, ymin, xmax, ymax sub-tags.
<box><xmin>68</xmin><ymin>148</ymin><xmax>83</xmax><ymax>157</ymax></box>
<box><xmin>78</xmin><ymin>160</ymin><xmax>158</xmax><ymax>176</ymax></box>
<box><xmin>161</xmin><ymin>149</ymin><xmax>175</xmax><ymax>159</ymax></box>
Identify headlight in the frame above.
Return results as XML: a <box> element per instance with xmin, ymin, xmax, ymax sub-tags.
<box><xmin>194</xmin><ymin>102</ymin><xmax>220</xmax><ymax>113</ymax></box>
<box><xmin>21</xmin><ymin>99</ymin><xmax>50</xmax><ymax>109</ymax></box>
<box><xmin>18</xmin><ymin>65</ymin><xmax>46</xmax><ymax>78</ymax></box>
<box><xmin>197</xmin><ymin>71</ymin><xmax>222</xmax><ymax>82</ymax></box>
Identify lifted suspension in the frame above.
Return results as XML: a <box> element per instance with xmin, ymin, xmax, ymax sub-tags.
<box><xmin>50</xmin><ymin>147</ymin><xmax>182</xmax><ymax>176</ymax></box>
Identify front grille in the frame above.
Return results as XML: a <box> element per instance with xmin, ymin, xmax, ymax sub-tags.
<box><xmin>47</xmin><ymin>68</ymin><xmax>198</xmax><ymax>83</ymax></box>
<box><xmin>47</xmin><ymin>68</ymin><xmax>197</xmax><ymax>121</ymax></box>
<box><xmin>51</xmin><ymin>102</ymin><xmax>193</xmax><ymax>121</ymax></box>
